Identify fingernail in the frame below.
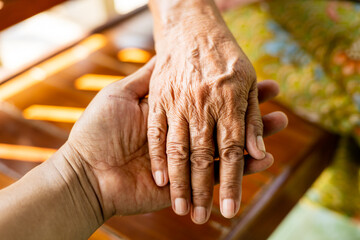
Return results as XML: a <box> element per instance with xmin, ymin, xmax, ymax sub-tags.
<box><xmin>175</xmin><ymin>198</ymin><xmax>188</xmax><ymax>215</ymax></box>
<box><xmin>154</xmin><ymin>170</ymin><xmax>164</xmax><ymax>186</ymax></box>
<box><xmin>222</xmin><ymin>199</ymin><xmax>235</xmax><ymax>218</ymax></box>
<box><xmin>257</xmin><ymin>136</ymin><xmax>266</xmax><ymax>155</ymax></box>
<box><xmin>194</xmin><ymin>206</ymin><xmax>207</xmax><ymax>224</ymax></box>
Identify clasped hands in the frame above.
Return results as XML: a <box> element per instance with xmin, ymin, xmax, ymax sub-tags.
<box><xmin>64</xmin><ymin>53</ymin><xmax>287</xmax><ymax>225</ymax></box>
<box><xmin>0</xmin><ymin>2</ymin><xmax>288</xmax><ymax>238</ymax></box>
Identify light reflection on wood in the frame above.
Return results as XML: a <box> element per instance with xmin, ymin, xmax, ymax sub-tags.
<box><xmin>117</xmin><ymin>48</ymin><xmax>151</xmax><ymax>63</ymax></box>
<box><xmin>0</xmin><ymin>143</ymin><xmax>56</xmax><ymax>162</ymax></box>
<box><xmin>23</xmin><ymin>105</ymin><xmax>84</xmax><ymax>123</ymax></box>
<box><xmin>75</xmin><ymin>74</ymin><xmax>124</xmax><ymax>91</ymax></box>
<box><xmin>0</xmin><ymin>34</ymin><xmax>107</xmax><ymax>101</ymax></box>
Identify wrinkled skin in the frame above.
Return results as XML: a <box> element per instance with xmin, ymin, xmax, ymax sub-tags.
<box><xmin>148</xmin><ymin>0</ymin><xmax>269</xmax><ymax>223</ymax></box>
<box><xmin>65</xmin><ymin>59</ymin><xmax>287</xmax><ymax>221</ymax></box>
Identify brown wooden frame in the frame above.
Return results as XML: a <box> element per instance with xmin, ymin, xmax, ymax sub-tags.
<box><xmin>0</xmin><ymin>0</ymin><xmax>67</xmax><ymax>31</ymax></box>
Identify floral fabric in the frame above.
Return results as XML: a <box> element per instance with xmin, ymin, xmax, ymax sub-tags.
<box><xmin>224</xmin><ymin>0</ymin><xmax>360</xmax><ymax>216</ymax></box>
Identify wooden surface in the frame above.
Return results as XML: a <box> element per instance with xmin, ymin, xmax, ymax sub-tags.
<box><xmin>0</xmin><ymin>0</ymin><xmax>68</xmax><ymax>31</ymax></box>
<box><xmin>0</xmin><ymin>10</ymin><xmax>339</xmax><ymax>240</ymax></box>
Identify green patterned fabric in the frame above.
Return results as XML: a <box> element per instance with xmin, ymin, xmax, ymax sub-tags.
<box><xmin>307</xmin><ymin>137</ymin><xmax>360</xmax><ymax>216</ymax></box>
<box><xmin>224</xmin><ymin>0</ymin><xmax>360</xmax><ymax>216</ymax></box>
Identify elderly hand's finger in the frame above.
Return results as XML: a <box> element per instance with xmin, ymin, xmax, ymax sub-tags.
<box><xmin>125</xmin><ymin>57</ymin><xmax>168</xmax><ymax>189</ymax></box>
<box><xmin>217</xmin><ymin>100</ymin><xmax>246</xmax><ymax>219</ymax></box>
<box><xmin>189</xmin><ymin>113</ymin><xmax>216</xmax><ymax>224</ymax></box>
<box><xmin>242</xmin><ymin>111</ymin><xmax>288</xmax><ymax>174</ymax></box>
<box><xmin>167</xmin><ymin>116</ymin><xmax>191</xmax><ymax>216</ymax></box>
<box><xmin>257</xmin><ymin>80</ymin><xmax>280</xmax><ymax>104</ymax></box>
<box><xmin>246</xmin><ymin>82</ymin><xmax>266</xmax><ymax>160</ymax></box>
<box><xmin>214</xmin><ymin>110</ymin><xmax>288</xmax><ymax>180</ymax></box>
<box><xmin>243</xmin><ymin>111</ymin><xmax>287</xmax><ymax>173</ymax></box>
<box><xmin>148</xmin><ymin>104</ymin><xmax>168</xmax><ymax>187</ymax></box>
<box><xmin>214</xmin><ymin>152</ymin><xmax>274</xmax><ymax>184</ymax></box>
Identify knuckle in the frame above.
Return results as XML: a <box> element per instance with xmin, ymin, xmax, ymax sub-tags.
<box><xmin>249</xmin><ymin>117</ymin><xmax>263</xmax><ymax>129</ymax></box>
<box><xmin>232</xmin><ymin>58</ymin><xmax>256</xmax><ymax>83</ymax></box>
<box><xmin>168</xmin><ymin>159</ymin><xmax>187</xmax><ymax>168</ymax></box>
<box><xmin>170</xmin><ymin>181</ymin><xmax>190</xmax><ymax>192</ymax></box>
<box><xmin>220</xmin><ymin>182</ymin><xmax>241</xmax><ymax>195</ymax></box>
<box><xmin>249</xmin><ymin>88</ymin><xmax>259</xmax><ymax>100</ymax></box>
<box><xmin>238</xmin><ymin>59</ymin><xmax>256</xmax><ymax>80</ymax></box>
<box><xmin>148</xmin><ymin>126</ymin><xmax>166</xmax><ymax>145</ymax></box>
<box><xmin>190</xmin><ymin>149</ymin><xmax>214</xmax><ymax>171</ymax></box>
<box><xmin>191</xmin><ymin>159</ymin><xmax>214</xmax><ymax>171</ymax></box>
<box><xmin>247</xmin><ymin>67</ymin><xmax>257</xmax><ymax>83</ymax></box>
<box><xmin>167</xmin><ymin>142</ymin><xmax>189</xmax><ymax>162</ymax></box>
<box><xmin>149</xmin><ymin>154</ymin><xmax>166</xmax><ymax>164</ymax></box>
<box><xmin>192</xmin><ymin>189</ymin><xmax>213</xmax><ymax>201</ymax></box>
<box><xmin>220</xmin><ymin>145</ymin><xmax>244</xmax><ymax>163</ymax></box>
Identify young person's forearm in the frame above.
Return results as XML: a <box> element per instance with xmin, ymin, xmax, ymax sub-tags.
<box><xmin>0</xmin><ymin>144</ymin><xmax>103</xmax><ymax>240</ymax></box>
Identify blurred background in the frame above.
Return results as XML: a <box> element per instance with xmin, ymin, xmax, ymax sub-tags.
<box><xmin>0</xmin><ymin>0</ymin><xmax>150</xmax><ymax>81</ymax></box>
<box><xmin>0</xmin><ymin>0</ymin><xmax>359</xmax><ymax>239</ymax></box>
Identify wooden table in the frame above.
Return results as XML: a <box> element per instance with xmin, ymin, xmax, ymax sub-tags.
<box><xmin>0</xmin><ymin>9</ymin><xmax>338</xmax><ymax>240</ymax></box>
<box><xmin>0</xmin><ymin>0</ymin><xmax>68</xmax><ymax>31</ymax></box>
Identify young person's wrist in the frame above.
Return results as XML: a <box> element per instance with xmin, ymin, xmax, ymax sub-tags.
<box><xmin>50</xmin><ymin>143</ymin><xmax>105</xmax><ymax>228</ymax></box>
<box><xmin>0</xmin><ymin>145</ymin><xmax>105</xmax><ymax>239</ymax></box>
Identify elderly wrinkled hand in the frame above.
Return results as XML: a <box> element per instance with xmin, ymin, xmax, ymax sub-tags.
<box><xmin>148</xmin><ymin>0</ymin><xmax>270</xmax><ymax>224</ymax></box>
